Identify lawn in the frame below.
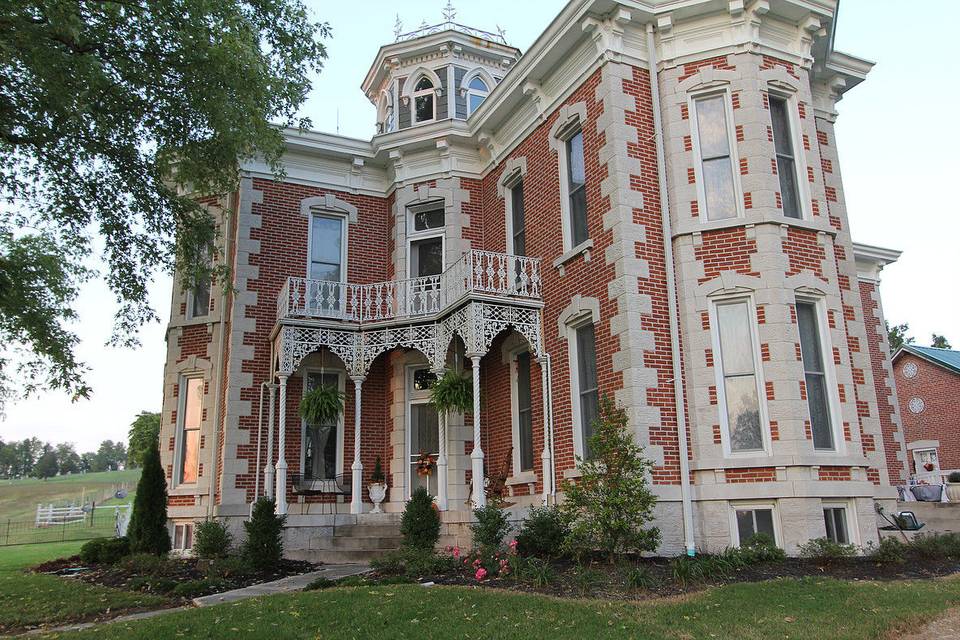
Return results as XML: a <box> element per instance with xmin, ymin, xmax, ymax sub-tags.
<box><xmin>41</xmin><ymin>575</ymin><xmax>960</xmax><ymax>640</ymax></box>
<box><xmin>0</xmin><ymin>469</ymin><xmax>140</xmax><ymax>522</ymax></box>
<box><xmin>0</xmin><ymin>541</ymin><xmax>168</xmax><ymax>634</ymax></box>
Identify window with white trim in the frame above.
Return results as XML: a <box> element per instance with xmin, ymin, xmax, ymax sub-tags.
<box><xmin>407</xmin><ymin>202</ymin><xmax>445</xmax><ymax>278</ymax></box>
<box><xmin>769</xmin><ymin>95</ymin><xmax>802</xmax><ymax>219</ymax></box>
<box><xmin>823</xmin><ymin>506</ymin><xmax>850</xmax><ymax>544</ymax></box>
<box><xmin>575</xmin><ymin>323</ymin><xmax>599</xmax><ymax>459</ymax></box>
<box><xmin>513</xmin><ymin>351</ymin><xmax>534</xmax><ymax>472</ymax></box>
<box><xmin>692</xmin><ymin>94</ymin><xmax>738</xmax><ymax>220</ymax></box>
<box><xmin>566</xmin><ymin>130</ymin><xmax>589</xmax><ymax>246</ymax></box>
<box><xmin>714</xmin><ymin>300</ymin><xmax>764</xmax><ymax>453</ymax></box>
<box><xmin>413</xmin><ymin>76</ymin><xmax>435</xmax><ymax>123</ymax></box>
<box><xmin>186</xmin><ymin>249</ymin><xmax>211</xmax><ymax>320</ymax></box>
<box><xmin>466</xmin><ymin>76</ymin><xmax>489</xmax><ymax>115</ymax></box>
<box><xmin>173</xmin><ymin>523</ymin><xmax>194</xmax><ymax>551</ymax></box>
<box><xmin>310</xmin><ymin>213</ymin><xmax>345</xmax><ymax>282</ymax></box>
<box><xmin>796</xmin><ymin>301</ymin><xmax>835</xmax><ymax>450</ymax></box>
<box><xmin>177</xmin><ymin>376</ymin><xmax>203</xmax><ymax>485</ymax></box>
<box><xmin>735</xmin><ymin>507</ymin><xmax>776</xmax><ymax>545</ymax></box>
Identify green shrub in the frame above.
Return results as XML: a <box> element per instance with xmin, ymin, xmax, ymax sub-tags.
<box><xmin>909</xmin><ymin>533</ymin><xmax>960</xmax><ymax>560</ymax></box>
<box><xmin>670</xmin><ymin>555</ymin><xmax>703</xmax><ymax>588</ymax></box>
<box><xmin>560</xmin><ymin>396</ymin><xmax>660</xmax><ymax>562</ymax></box>
<box><xmin>242</xmin><ymin>497</ymin><xmax>286</xmax><ymax>570</ymax></box>
<box><xmin>193</xmin><ymin>519</ymin><xmax>233</xmax><ymax>559</ymax></box>
<box><xmin>121</xmin><ymin>552</ymin><xmax>164</xmax><ymax>574</ymax></box>
<box><xmin>738</xmin><ymin>533</ymin><xmax>787</xmax><ymax>564</ymax></box>
<box><xmin>471</xmin><ymin>505</ymin><xmax>511</xmax><ymax>550</ymax></box>
<box><xmin>868</xmin><ymin>537</ymin><xmax>907</xmax><ymax>564</ymax></box>
<box><xmin>949</xmin><ymin>471</ymin><xmax>960</xmax><ymax>483</ymax></box>
<box><xmin>520</xmin><ymin>558</ymin><xmax>556</xmax><ymax>588</ymax></box>
<box><xmin>127</xmin><ymin>442</ymin><xmax>171</xmax><ymax>555</ymax></box>
<box><xmin>170</xmin><ymin>578</ymin><xmax>229</xmax><ymax>599</ymax></box>
<box><xmin>370</xmin><ymin>548</ymin><xmax>454</xmax><ymax>579</ymax></box>
<box><xmin>798</xmin><ymin>537</ymin><xmax>858</xmax><ymax>561</ymax></box>
<box><xmin>571</xmin><ymin>565</ymin><xmax>604</xmax><ymax>595</ymax></box>
<box><xmin>80</xmin><ymin>536</ymin><xmax>131</xmax><ymax>565</ymax></box>
<box><xmin>623</xmin><ymin>565</ymin><xmax>659</xmax><ymax>591</ymax></box>
<box><xmin>516</xmin><ymin>505</ymin><xmax>569</xmax><ymax>559</ymax></box>
<box><xmin>205</xmin><ymin>556</ymin><xmax>255</xmax><ymax>581</ymax></box>
<box><xmin>400</xmin><ymin>486</ymin><xmax>440</xmax><ymax>550</ymax></box>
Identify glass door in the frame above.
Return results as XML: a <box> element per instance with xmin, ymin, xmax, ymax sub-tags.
<box><xmin>303</xmin><ymin>372</ymin><xmax>340</xmax><ymax>482</ymax></box>
<box><xmin>309</xmin><ymin>214</ymin><xmax>346</xmax><ymax>317</ymax></box>
<box><xmin>407</xmin><ymin>368</ymin><xmax>438</xmax><ymax>497</ymax></box>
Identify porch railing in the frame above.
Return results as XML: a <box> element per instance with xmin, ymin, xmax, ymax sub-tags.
<box><xmin>277</xmin><ymin>250</ymin><xmax>542</xmax><ymax>324</ymax></box>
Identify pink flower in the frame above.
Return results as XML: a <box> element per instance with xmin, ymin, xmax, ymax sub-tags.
<box><xmin>452</xmin><ymin>546</ymin><xmax>461</xmax><ymax>560</ymax></box>
<box><xmin>475</xmin><ymin>567</ymin><xmax>488</xmax><ymax>581</ymax></box>
<box><xmin>509</xmin><ymin>539</ymin><xmax>518</xmax><ymax>553</ymax></box>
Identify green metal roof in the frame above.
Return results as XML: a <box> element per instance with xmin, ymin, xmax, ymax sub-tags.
<box><xmin>896</xmin><ymin>345</ymin><xmax>960</xmax><ymax>376</ymax></box>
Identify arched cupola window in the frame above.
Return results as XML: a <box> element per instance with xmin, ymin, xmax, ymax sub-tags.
<box><xmin>467</xmin><ymin>76</ymin><xmax>489</xmax><ymax>115</ymax></box>
<box><xmin>414</xmin><ymin>76</ymin><xmax>435</xmax><ymax>123</ymax></box>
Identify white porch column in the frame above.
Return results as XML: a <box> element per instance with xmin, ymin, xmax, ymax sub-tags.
<box><xmin>437</xmin><ymin>409</ymin><xmax>449</xmax><ymax>511</ymax></box>
<box><xmin>264</xmin><ymin>383</ymin><xmax>276</xmax><ymax>499</ymax></box>
<box><xmin>275</xmin><ymin>373</ymin><xmax>289</xmax><ymax>515</ymax></box>
<box><xmin>469</xmin><ymin>355</ymin><xmax>485</xmax><ymax>508</ymax></box>
<box><xmin>350</xmin><ymin>375</ymin><xmax>365</xmax><ymax>515</ymax></box>
<box><xmin>537</xmin><ymin>355</ymin><xmax>553</xmax><ymax>504</ymax></box>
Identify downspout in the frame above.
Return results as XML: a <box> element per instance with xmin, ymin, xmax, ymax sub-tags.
<box><xmin>253</xmin><ymin>382</ymin><xmax>268</xmax><ymax>502</ymax></box>
<box><xmin>207</xmin><ymin>190</ymin><xmax>235</xmax><ymax>517</ymax></box>
<box><xmin>646</xmin><ymin>23</ymin><xmax>696</xmax><ymax>556</ymax></box>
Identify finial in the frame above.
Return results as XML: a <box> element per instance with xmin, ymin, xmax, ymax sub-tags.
<box><xmin>496</xmin><ymin>24</ymin><xmax>507</xmax><ymax>42</ymax></box>
<box><xmin>420</xmin><ymin>18</ymin><xmax>429</xmax><ymax>30</ymax></box>
<box><xmin>442</xmin><ymin>1</ymin><xmax>456</xmax><ymax>23</ymax></box>
<box><xmin>394</xmin><ymin>14</ymin><xmax>402</xmax><ymax>40</ymax></box>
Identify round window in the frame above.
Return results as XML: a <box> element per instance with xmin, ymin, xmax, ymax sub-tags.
<box><xmin>908</xmin><ymin>397</ymin><xmax>925</xmax><ymax>414</ymax></box>
<box><xmin>902</xmin><ymin>362</ymin><xmax>918</xmax><ymax>379</ymax></box>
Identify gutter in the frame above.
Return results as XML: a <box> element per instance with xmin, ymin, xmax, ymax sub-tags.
<box><xmin>646</xmin><ymin>23</ymin><xmax>696</xmax><ymax>557</ymax></box>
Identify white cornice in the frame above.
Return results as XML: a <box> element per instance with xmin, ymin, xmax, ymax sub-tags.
<box><xmin>853</xmin><ymin>241</ymin><xmax>901</xmax><ymax>283</ymax></box>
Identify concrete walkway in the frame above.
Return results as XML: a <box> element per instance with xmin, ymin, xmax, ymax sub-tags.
<box><xmin>13</xmin><ymin>564</ymin><xmax>369</xmax><ymax>637</ymax></box>
<box><xmin>902</xmin><ymin>607</ymin><xmax>960</xmax><ymax>640</ymax></box>
<box><xmin>192</xmin><ymin>563</ymin><xmax>369</xmax><ymax>606</ymax></box>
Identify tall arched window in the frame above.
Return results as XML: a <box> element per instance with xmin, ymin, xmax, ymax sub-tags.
<box><xmin>466</xmin><ymin>76</ymin><xmax>489</xmax><ymax>115</ymax></box>
<box><xmin>413</xmin><ymin>76</ymin><xmax>435</xmax><ymax>123</ymax></box>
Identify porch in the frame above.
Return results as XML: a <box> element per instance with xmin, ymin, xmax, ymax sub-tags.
<box><xmin>257</xmin><ymin>249</ymin><xmax>554</xmax><ymax>518</ymax></box>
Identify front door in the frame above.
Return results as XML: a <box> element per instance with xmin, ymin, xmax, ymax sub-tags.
<box><xmin>407</xmin><ymin>368</ymin><xmax>439</xmax><ymax>497</ymax></box>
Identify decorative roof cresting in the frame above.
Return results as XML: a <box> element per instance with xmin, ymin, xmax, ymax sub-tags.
<box><xmin>394</xmin><ymin>1</ymin><xmax>508</xmax><ymax>45</ymax></box>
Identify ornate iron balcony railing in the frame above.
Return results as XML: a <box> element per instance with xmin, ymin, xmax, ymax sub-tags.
<box><xmin>277</xmin><ymin>249</ymin><xmax>542</xmax><ymax>325</ymax></box>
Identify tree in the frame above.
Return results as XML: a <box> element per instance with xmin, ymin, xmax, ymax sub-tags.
<box><xmin>0</xmin><ymin>2</ymin><xmax>330</xmax><ymax>411</ymax></box>
<box><xmin>242</xmin><ymin>498</ymin><xmax>285</xmax><ymax>570</ymax></box>
<box><xmin>55</xmin><ymin>442</ymin><xmax>80</xmax><ymax>475</ymax></box>
<box><xmin>887</xmin><ymin>322</ymin><xmax>914</xmax><ymax>352</ymax></box>
<box><xmin>128</xmin><ymin>411</ymin><xmax>161</xmax><ymax>468</ymax></box>
<box><xmin>126</xmin><ymin>441</ymin><xmax>170</xmax><ymax>555</ymax></box>
<box><xmin>92</xmin><ymin>439</ymin><xmax>125</xmax><ymax>471</ymax></box>
<box><xmin>13</xmin><ymin>437</ymin><xmax>42</xmax><ymax>477</ymax></box>
<box><xmin>560</xmin><ymin>396</ymin><xmax>660</xmax><ymax>563</ymax></box>
<box><xmin>932</xmin><ymin>334</ymin><xmax>952</xmax><ymax>350</ymax></box>
<box><xmin>79</xmin><ymin>452</ymin><xmax>96</xmax><ymax>473</ymax></box>
<box><xmin>32</xmin><ymin>445</ymin><xmax>59</xmax><ymax>479</ymax></box>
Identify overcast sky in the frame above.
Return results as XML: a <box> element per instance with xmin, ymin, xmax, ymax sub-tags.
<box><xmin>1</xmin><ymin>0</ymin><xmax>956</xmax><ymax>452</ymax></box>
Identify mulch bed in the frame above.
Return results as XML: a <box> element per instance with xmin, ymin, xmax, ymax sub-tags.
<box><xmin>377</xmin><ymin>555</ymin><xmax>960</xmax><ymax>602</ymax></box>
<box><xmin>32</xmin><ymin>555</ymin><xmax>319</xmax><ymax>601</ymax></box>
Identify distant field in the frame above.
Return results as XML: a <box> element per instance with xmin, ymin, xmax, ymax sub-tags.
<box><xmin>0</xmin><ymin>469</ymin><xmax>140</xmax><ymax>522</ymax></box>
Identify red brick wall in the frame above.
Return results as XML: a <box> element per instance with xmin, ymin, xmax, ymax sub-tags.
<box><xmin>724</xmin><ymin>467</ymin><xmax>776</xmax><ymax>483</ymax></box>
<box><xmin>694</xmin><ymin>227</ymin><xmax>759</xmax><ymax>284</ymax></box>
<box><xmin>480</xmin><ymin>67</ymin><xmax>623</xmax><ymax>477</ymax></box>
<box><xmin>782</xmin><ymin>227</ymin><xmax>826</xmax><ymax>280</ymax></box>
<box><xmin>860</xmin><ymin>280</ymin><xmax>905</xmax><ymax>484</ymax></box>
<box><xmin>894</xmin><ymin>352</ymin><xmax>960</xmax><ymax>473</ymax></box>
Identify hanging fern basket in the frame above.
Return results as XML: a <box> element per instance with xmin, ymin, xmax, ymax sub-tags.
<box><xmin>429</xmin><ymin>369</ymin><xmax>473</xmax><ymax>415</ymax></box>
<box><xmin>299</xmin><ymin>384</ymin><xmax>345</xmax><ymax>425</ymax></box>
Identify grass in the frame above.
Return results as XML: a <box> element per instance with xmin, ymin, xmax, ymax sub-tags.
<box><xmin>0</xmin><ymin>469</ymin><xmax>140</xmax><ymax>522</ymax></box>
<box><xmin>39</xmin><ymin>575</ymin><xmax>960</xmax><ymax>639</ymax></box>
<box><xmin>0</xmin><ymin>541</ymin><xmax>168</xmax><ymax>634</ymax></box>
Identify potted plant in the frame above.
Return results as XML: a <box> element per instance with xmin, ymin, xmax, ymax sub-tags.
<box><xmin>429</xmin><ymin>368</ymin><xmax>473</xmax><ymax>416</ymax></box>
<box><xmin>947</xmin><ymin>471</ymin><xmax>960</xmax><ymax>502</ymax></box>
<box><xmin>924</xmin><ymin>462</ymin><xmax>935</xmax><ymax>473</ymax></box>
<box><xmin>299</xmin><ymin>384</ymin><xmax>344</xmax><ymax>425</ymax></box>
<box><xmin>368</xmin><ymin>456</ymin><xmax>388</xmax><ymax>513</ymax></box>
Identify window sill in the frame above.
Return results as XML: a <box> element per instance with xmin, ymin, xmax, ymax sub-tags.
<box><xmin>562</xmin><ymin>467</ymin><xmax>583</xmax><ymax>480</ymax></box>
<box><xmin>672</xmin><ymin>212</ymin><xmax>838</xmax><ymax>240</ymax></box>
<box><xmin>168</xmin><ymin>485</ymin><xmax>204</xmax><ymax>497</ymax></box>
<box><xmin>506</xmin><ymin>471</ymin><xmax>538</xmax><ymax>486</ymax></box>
<box><xmin>552</xmin><ymin>239</ymin><xmax>593</xmax><ymax>275</ymax></box>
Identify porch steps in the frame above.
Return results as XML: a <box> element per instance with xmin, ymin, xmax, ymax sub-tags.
<box><xmin>286</xmin><ymin>519</ymin><xmax>404</xmax><ymax>564</ymax></box>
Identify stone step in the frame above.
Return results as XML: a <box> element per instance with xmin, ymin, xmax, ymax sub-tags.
<box><xmin>334</xmin><ymin>524</ymin><xmax>402</xmax><ymax>538</ymax></box>
<box><xmin>311</xmin><ymin>535</ymin><xmax>403</xmax><ymax>551</ymax></box>
<box><xmin>287</xmin><ymin>548</ymin><xmax>398</xmax><ymax>564</ymax></box>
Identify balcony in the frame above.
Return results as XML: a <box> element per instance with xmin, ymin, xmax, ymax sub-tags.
<box><xmin>277</xmin><ymin>249</ymin><xmax>542</xmax><ymax>326</ymax></box>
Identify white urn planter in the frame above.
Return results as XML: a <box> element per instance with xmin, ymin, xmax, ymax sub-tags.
<box><xmin>368</xmin><ymin>483</ymin><xmax>387</xmax><ymax>513</ymax></box>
